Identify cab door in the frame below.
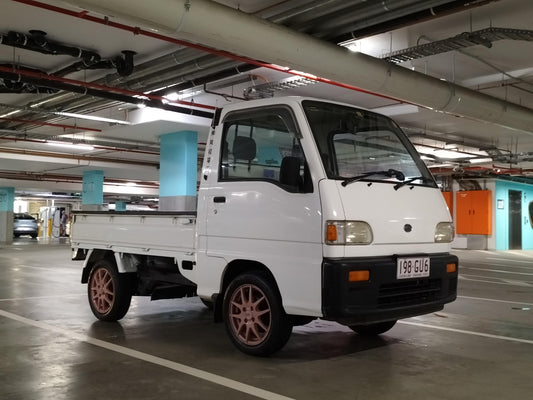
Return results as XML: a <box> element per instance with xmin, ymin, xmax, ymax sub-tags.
<box><xmin>204</xmin><ymin>105</ymin><xmax>323</xmax><ymax>315</ymax></box>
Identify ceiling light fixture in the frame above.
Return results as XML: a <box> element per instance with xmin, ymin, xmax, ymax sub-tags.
<box><xmin>469</xmin><ymin>157</ymin><xmax>494</xmax><ymax>164</ymax></box>
<box><xmin>54</xmin><ymin>111</ymin><xmax>132</xmax><ymax>125</ymax></box>
<box><xmin>414</xmin><ymin>145</ymin><xmax>472</xmax><ymax>159</ymax></box>
<box><xmin>0</xmin><ymin>109</ymin><xmax>21</xmax><ymax>118</ymax></box>
<box><xmin>372</xmin><ymin>104</ymin><xmax>419</xmax><ymax>116</ymax></box>
<box><xmin>164</xmin><ymin>92</ymin><xmax>180</xmax><ymax>101</ymax></box>
<box><xmin>46</xmin><ymin>141</ymin><xmax>95</xmax><ymax>151</ymax></box>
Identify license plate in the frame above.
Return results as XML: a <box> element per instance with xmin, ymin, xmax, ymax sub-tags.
<box><xmin>397</xmin><ymin>257</ymin><xmax>430</xmax><ymax>279</ymax></box>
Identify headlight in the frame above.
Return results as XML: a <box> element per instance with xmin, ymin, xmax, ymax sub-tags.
<box><xmin>326</xmin><ymin>221</ymin><xmax>373</xmax><ymax>245</ymax></box>
<box><xmin>435</xmin><ymin>222</ymin><xmax>454</xmax><ymax>243</ymax></box>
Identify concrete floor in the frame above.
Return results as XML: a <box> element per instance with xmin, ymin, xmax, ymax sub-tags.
<box><xmin>1</xmin><ymin>238</ymin><xmax>532</xmax><ymax>400</ymax></box>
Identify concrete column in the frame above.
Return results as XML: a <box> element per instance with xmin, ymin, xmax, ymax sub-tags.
<box><xmin>82</xmin><ymin>170</ymin><xmax>104</xmax><ymax>211</ymax></box>
<box><xmin>159</xmin><ymin>131</ymin><xmax>198</xmax><ymax>211</ymax></box>
<box><xmin>0</xmin><ymin>187</ymin><xmax>15</xmax><ymax>244</ymax></box>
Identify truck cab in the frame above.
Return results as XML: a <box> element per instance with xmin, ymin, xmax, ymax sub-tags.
<box><xmin>196</xmin><ymin>97</ymin><xmax>457</xmax><ymax>354</ymax></box>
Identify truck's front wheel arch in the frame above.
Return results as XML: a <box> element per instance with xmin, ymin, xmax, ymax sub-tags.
<box><xmin>222</xmin><ymin>270</ymin><xmax>292</xmax><ymax>356</ymax></box>
<box><xmin>215</xmin><ymin>260</ymin><xmax>279</xmax><ymax>321</ymax></box>
<box><xmin>221</xmin><ymin>260</ymin><xmax>279</xmax><ymax>299</ymax></box>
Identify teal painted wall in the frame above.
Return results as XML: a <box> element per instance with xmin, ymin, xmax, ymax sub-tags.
<box><xmin>495</xmin><ymin>180</ymin><xmax>533</xmax><ymax>250</ymax></box>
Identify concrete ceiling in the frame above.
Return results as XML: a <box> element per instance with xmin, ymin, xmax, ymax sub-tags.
<box><xmin>1</xmin><ymin>0</ymin><xmax>533</xmax><ymax>202</ymax></box>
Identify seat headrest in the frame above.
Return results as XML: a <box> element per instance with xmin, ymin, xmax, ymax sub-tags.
<box><xmin>233</xmin><ymin>136</ymin><xmax>256</xmax><ymax>161</ymax></box>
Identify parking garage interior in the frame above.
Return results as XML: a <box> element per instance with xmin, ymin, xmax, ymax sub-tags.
<box><xmin>1</xmin><ymin>0</ymin><xmax>533</xmax><ymax>399</ymax></box>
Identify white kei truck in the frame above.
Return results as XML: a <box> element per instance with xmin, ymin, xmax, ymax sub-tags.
<box><xmin>71</xmin><ymin>97</ymin><xmax>458</xmax><ymax>356</ymax></box>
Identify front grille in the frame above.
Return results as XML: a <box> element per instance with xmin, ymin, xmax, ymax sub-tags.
<box><xmin>378</xmin><ymin>279</ymin><xmax>441</xmax><ymax>308</ymax></box>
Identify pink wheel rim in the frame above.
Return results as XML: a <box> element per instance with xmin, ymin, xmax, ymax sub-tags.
<box><xmin>229</xmin><ymin>284</ymin><xmax>272</xmax><ymax>346</ymax></box>
<box><xmin>90</xmin><ymin>268</ymin><xmax>115</xmax><ymax>315</ymax></box>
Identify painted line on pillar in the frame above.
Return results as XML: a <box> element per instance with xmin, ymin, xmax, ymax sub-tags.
<box><xmin>0</xmin><ymin>309</ymin><xmax>295</xmax><ymax>400</ymax></box>
<box><xmin>399</xmin><ymin>320</ymin><xmax>533</xmax><ymax>345</ymax></box>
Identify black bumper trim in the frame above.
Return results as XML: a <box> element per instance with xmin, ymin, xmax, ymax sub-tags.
<box><xmin>322</xmin><ymin>253</ymin><xmax>458</xmax><ymax>325</ymax></box>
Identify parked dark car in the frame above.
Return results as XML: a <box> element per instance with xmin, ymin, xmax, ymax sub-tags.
<box><xmin>13</xmin><ymin>213</ymin><xmax>39</xmax><ymax>238</ymax></box>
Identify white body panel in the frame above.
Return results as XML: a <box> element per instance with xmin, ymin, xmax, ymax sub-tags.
<box><xmin>71</xmin><ymin>212</ymin><xmax>197</xmax><ymax>280</ymax></box>
<box><xmin>200</xmin><ymin>180</ymin><xmax>323</xmax><ymax>315</ymax></box>
<box><xmin>322</xmin><ymin>181</ymin><xmax>452</xmax><ymax>258</ymax></box>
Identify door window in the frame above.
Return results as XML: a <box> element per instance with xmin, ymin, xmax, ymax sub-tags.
<box><xmin>220</xmin><ymin>106</ymin><xmax>311</xmax><ymax>193</ymax></box>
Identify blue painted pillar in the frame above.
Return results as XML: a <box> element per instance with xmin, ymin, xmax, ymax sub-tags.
<box><xmin>115</xmin><ymin>201</ymin><xmax>127</xmax><ymax>211</ymax></box>
<box><xmin>0</xmin><ymin>187</ymin><xmax>15</xmax><ymax>243</ymax></box>
<box><xmin>159</xmin><ymin>131</ymin><xmax>198</xmax><ymax>211</ymax></box>
<box><xmin>82</xmin><ymin>170</ymin><xmax>104</xmax><ymax>211</ymax></box>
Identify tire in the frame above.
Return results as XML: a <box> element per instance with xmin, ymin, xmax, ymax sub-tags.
<box><xmin>349</xmin><ymin>320</ymin><xmax>397</xmax><ymax>336</ymax></box>
<box><xmin>200</xmin><ymin>298</ymin><xmax>214</xmax><ymax>310</ymax></box>
<box><xmin>223</xmin><ymin>272</ymin><xmax>292</xmax><ymax>356</ymax></box>
<box><xmin>87</xmin><ymin>259</ymin><xmax>132</xmax><ymax>322</ymax></box>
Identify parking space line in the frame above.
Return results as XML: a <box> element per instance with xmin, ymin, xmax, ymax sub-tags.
<box><xmin>459</xmin><ymin>275</ymin><xmax>532</xmax><ymax>287</ymax></box>
<box><xmin>461</xmin><ymin>267</ymin><xmax>533</xmax><ymax>276</ymax></box>
<box><xmin>399</xmin><ymin>320</ymin><xmax>533</xmax><ymax>345</ymax></box>
<box><xmin>485</xmin><ymin>258</ymin><xmax>533</xmax><ymax>263</ymax></box>
<box><xmin>458</xmin><ymin>295</ymin><xmax>533</xmax><ymax>306</ymax></box>
<box><xmin>0</xmin><ymin>294</ymin><xmax>85</xmax><ymax>302</ymax></box>
<box><xmin>461</xmin><ymin>263</ymin><xmax>533</xmax><ymax>270</ymax></box>
<box><xmin>0</xmin><ymin>309</ymin><xmax>295</xmax><ymax>400</ymax></box>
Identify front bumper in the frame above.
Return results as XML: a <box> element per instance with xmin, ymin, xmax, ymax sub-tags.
<box><xmin>322</xmin><ymin>253</ymin><xmax>458</xmax><ymax>325</ymax></box>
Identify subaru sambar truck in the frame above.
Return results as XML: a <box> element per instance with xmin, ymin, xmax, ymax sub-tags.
<box><xmin>71</xmin><ymin>97</ymin><xmax>458</xmax><ymax>356</ymax></box>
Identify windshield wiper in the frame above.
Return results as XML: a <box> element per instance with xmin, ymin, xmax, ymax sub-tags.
<box><xmin>393</xmin><ymin>176</ymin><xmax>433</xmax><ymax>190</ymax></box>
<box><xmin>341</xmin><ymin>168</ymin><xmax>405</xmax><ymax>187</ymax></box>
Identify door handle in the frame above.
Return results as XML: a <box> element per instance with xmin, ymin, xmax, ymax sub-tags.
<box><xmin>213</xmin><ymin>196</ymin><xmax>226</xmax><ymax>203</ymax></box>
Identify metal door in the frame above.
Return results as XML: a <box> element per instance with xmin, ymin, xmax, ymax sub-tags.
<box><xmin>508</xmin><ymin>190</ymin><xmax>522</xmax><ymax>250</ymax></box>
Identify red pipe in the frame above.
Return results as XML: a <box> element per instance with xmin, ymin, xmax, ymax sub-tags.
<box><xmin>0</xmin><ymin>170</ymin><xmax>160</xmax><ymax>188</ymax></box>
<box><xmin>0</xmin><ymin>64</ymin><xmax>216</xmax><ymax>111</ymax></box>
<box><xmin>0</xmin><ymin>117</ymin><xmax>102</xmax><ymax>131</ymax></box>
<box><xmin>12</xmin><ymin>0</ymin><xmax>400</xmax><ymax>103</ymax></box>
<box><xmin>0</xmin><ymin>135</ymin><xmax>159</xmax><ymax>156</ymax></box>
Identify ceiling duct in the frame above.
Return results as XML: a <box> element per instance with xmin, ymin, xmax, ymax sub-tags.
<box><xmin>329</xmin><ymin>0</ymin><xmax>496</xmax><ymax>43</ymax></box>
<box><xmin>65</xmin><ymin>0</ymin><xmax>533</xmax><ymax>134</ymax></box>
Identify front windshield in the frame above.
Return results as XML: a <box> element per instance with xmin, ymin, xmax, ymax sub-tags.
<box><xmin>302</xmin><ymin>100</ymin><xmax>436</xmax><ymax>188</ymax></box>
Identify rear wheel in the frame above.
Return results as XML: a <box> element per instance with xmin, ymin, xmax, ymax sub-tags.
<box><xmin>349</xmin><ymin>320</ymin><xmax>397</xmax><ymax>336</ymax></box>
<box><xmin>223</xmin><ymin>273</ymin><xmax>292</xmax><ymax>356</ymax></box>
<box><xmin>87</xmin><ymin>259</ymin><xmax>132</xmax><ymax>321</ymax></box>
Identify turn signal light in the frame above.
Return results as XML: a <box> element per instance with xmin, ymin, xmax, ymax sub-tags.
<box><xmin>349</xmin><ymin>270</ymin><xmax>370</xmax><ymax>282</ymax></box>
<box><xmin>446</xmin><ymin>263</ymin><xmax>457</xmax><ymax>273</ymax></box>
<box><xmin>327</xmin><ymin>225</ymin><xmax>338</xmax><ymax>242</ymax></box>
<box><xmin>325</xmin><ymin>220</ymin><xmax>373</xmax><ymax>245</ymax></box>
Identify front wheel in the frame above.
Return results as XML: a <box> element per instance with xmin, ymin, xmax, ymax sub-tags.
<box><xmin>223</xmin><ymin>273</ymin><xmax>292</xmax><ymax>356</ymax></box>
<box><xmin>349</xmin><ymin>320</ymin><xmax>397</xmax><ymax>336</ymax></box>
<box><xmin>87</xmin><ymin>259</ymin><xmax>132</xmax><ymax>322</ymax></box>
